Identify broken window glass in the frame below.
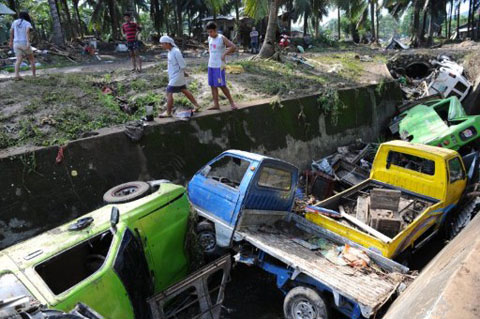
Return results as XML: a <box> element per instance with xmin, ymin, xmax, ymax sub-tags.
<box><xmin>205</xmin><ymin>156</ymin><xmax>250</xmax><ymax>189</ymax></box>
<box><xmin>257</xmin><ymin>166</ymin><xmax>292</xmax><ymax>191</ymax></box>
<box><xmin>449</xmin><ymin>157</ymin><xmax>465</xmax><ymax>183</ymax></box>
<box><xmin>387</xmin><ymin>151</ymin><xmax>435</xmax><ymax>176</ymax></box>
<box><xmin>35</xmin><ymin>231</ymin><xmax>113</xmax><ymax>295</ymax></box>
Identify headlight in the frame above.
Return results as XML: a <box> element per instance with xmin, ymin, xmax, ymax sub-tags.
<box><xmin>460</xmin><ymin>126</ymin><xmax>477</xmax><ymax>141</ymax></box>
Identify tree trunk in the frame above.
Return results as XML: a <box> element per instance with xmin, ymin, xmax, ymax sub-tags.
<box><xmin>61</xmin><ymin>0</ymin><xmax>77</xmax><ymax>39</ymax></box>
<box><xmin>72</xmin><ymin>0</ymin><xmax>85</xmax><ymax>37</ymax></box>
<box><xmin>467</xmin><ymin>0</ymin><xmax>472</xmax><ymax>37</ymax></box>
<box><xmin>303</xmin><ymin>10</ymin><xmax>309</xmax><ymax>35</ymax></box>
<box><xmin>411</xmin><ymin>0</ymin><xmax>422</xmax><ymax>46</ymax></box>
<box><xmin>7</xmin><ymin>0</ymin><xmax>17</xmax><ymax>15</ymax></box>
<box><xmin>427</xmin><ymin>6</ymin><xmax>434</xmax><ymax>45</ymax></box>
<box><xmin>150</xmin><ymin>0</ymin><xmax>162</xmax><ymax>33</ymax></box>
<box><xmin>288</xmin><ymin>0</ymin><xmax>293</xmax><ymax>33</ymax></box>
<box><xmin>337</xmin><ymin>7</ymin><xmax>341</xmax><ymax>39</ymax></box>
<box><xmin>259</xmin><ymin>0</ymin><xmax>279</xmax><ymax>59</ymax></box>
<box><xmin>448</xmin><ymin>0</ymin><xmax>453</xmax><ymax>39</ymax></box>
<box><xmin>48</xmin><ymin>0</ymin><xmax>64</xmax><ymax>46</ymax></box>
<box><xmin>347</xmin><ymin>4</ymin><xmax>360</xmax><ymax>43</ymax></box>
<box><xmin>370</xmin><ymin>0</ymin><xmax>375</xmax><ymax>42</ymax></box>
<box><xmin>176</xmin><ymin>0</ymin><xmax>183</xmax><ymax>36</ymax></box>
<box><xmin>376</xmin><ymin>5</ymin><xmax>379</xmax><ymax>43</ymax></box>
<box><xmin>457</xmin><ymin>0</ymin><xmax>460</xmax><ymax>39</ymax></box>
<box><xmin>106</xmin><ymin>0</ymin><xmax>119</xmax><ymax>39</ymax></box>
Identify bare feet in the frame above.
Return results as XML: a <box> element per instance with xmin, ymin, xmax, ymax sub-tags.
<box><xmin>14</xmin><ymin>77</ymin><xmax>23</xmax><ymax>81</ymax></box>
<box><xmin>192</xmin><ymin>106</ymin><xmax>201</xmax><ymax>113</ymax></box>
<box><xmin>207</xmin><ymin>106</ymin><xmax>220</xmax><ymax>110</ymax></box>
<box><xmin>230</xmin><ymin>104</ymin><xmax>238</xmax><ymax>110</ymax></box>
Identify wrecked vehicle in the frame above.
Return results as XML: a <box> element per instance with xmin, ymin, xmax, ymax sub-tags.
<box><xmin>306</xmin><ymin>141</ymin><xmax>479</xmax><ymax>262</ymax></box>
<box><xmin>188</xmin><ymin>151</ymin><xmax>410</xmax><ymax>319</ymax></box>
<box><xmin>0</xmin><ymin>180</ymin><xmax>231</xmax><ymax>319</ymax></box>
<box><xmin>390</xmin><ymin>96</ymin><xmax>480</xmax><ymax>150</ymax></box>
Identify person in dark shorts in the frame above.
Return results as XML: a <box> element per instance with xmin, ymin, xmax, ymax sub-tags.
<box><xmin>121</xmin><ymin>13</ymin><xmax>142</xmax><ymax>72</ymax></box>
<box><xmin>159</xmin><ymin>36</ymin><xmax>200</xmax><ymax>118</ymax></box>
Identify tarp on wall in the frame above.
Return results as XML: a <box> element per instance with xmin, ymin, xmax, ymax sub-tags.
<box><xmin>0</xmin><ymin>3</ymin><xmax>15</xmax><ymax>15</ymax></box>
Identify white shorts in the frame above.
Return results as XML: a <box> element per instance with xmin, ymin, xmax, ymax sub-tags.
<box><xmin>13</xmin><ymin>43</ymin><xmax>33</xmax><ymax>57</ymax></box>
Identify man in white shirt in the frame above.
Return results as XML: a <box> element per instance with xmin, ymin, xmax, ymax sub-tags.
<box><xmin>206</xmin><ymin>22</ymin><xmax>238</xmax><ymax>110</ymax></box>
<box><xmin>159</xmin><ymin>36</ymin><xmax>200</xmax><ymax>118</ymax></box>
<box><xmin>9</xmin><ymin>11</ymin><xmax>36</xmax><ymax>80</ymax></box>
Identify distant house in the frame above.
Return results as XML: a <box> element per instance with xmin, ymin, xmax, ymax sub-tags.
<box><xmin>453</xmin><ymin>23</ymin><xmax>479</xmax><ymax>39</ymax></box>
<box><xmin>202</xmin><ymin>15</ymin><xmax>235</xmax><ymax>39</ymax></box>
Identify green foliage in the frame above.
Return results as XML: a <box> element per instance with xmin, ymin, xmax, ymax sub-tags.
<box><xmin>317</xmin><ymin>88</ymin><xmax>344</xmax><ymax>125</ymax></box>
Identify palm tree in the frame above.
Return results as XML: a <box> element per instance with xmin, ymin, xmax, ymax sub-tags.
<box><xmin>48</xmin><ymin>0</ymin><xmax>65</xmax><ymax>46</ymax></box>
<box><xmin>244</xmin><ymin>0</ymin><xmax>273</xmax><ymax>58</ymax></box>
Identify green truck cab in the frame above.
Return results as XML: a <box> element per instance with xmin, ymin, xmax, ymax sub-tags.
<box><xmin>0</xmin><ymin>181</ymin><xmax>190</xmax><ymax>319</ymax></box>
<box><xmin>390</xmin><ymin>97</ymin><xmax>480</xmax><ymax>150</ymax></box>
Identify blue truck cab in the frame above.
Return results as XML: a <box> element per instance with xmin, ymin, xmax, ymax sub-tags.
<box><xmin>189</xmin><ymin>150</ymin><xmax>409</xmax><ymax>319</ymax></box>
<box><xmin>188</xmin><ymin>150</ymin><xmax>298</xmax><ymax>250</ymax></box>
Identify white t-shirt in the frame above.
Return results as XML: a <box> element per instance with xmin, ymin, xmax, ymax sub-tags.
<box><xmin>167</xmin><ymin>47</ymin><xmax>187</xmax><ymax>87</ymax></box>
<box><xmin>11</xmin><ymin>19</ymin><xmax>32</xmax><ymax>45</ymax></box>
<box><xmin>208</xmin><ymin>34</ymin><xmax>225</xmax><ymax>68</ymax></box>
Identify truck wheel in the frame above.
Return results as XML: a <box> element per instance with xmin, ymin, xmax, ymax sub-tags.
<box><xmin>196</xmin><ymin>221</ymin><xmax>217</xmax><ymax>254</ymax></box>
<box><xmin>103</xmin><ymin>181</ymin><xmax>150</xmax><ymax>204</ymax></box>
<box><xmin>284</xmin><ymin>286</ymin><xmax>330</xmax><ymax>319</ymax></box>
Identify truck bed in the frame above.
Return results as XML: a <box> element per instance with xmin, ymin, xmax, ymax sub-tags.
<box><xmin>236</xmin><ymin>211</ymin><xmax>409</xmax><ymax>317</ymax></box>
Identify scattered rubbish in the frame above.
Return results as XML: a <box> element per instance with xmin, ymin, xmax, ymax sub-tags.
<box><xmin>40</xmin><ymin>116</ymin><xmax>56</xmax><ymax>126</ymax></box>
<box><xmin>386</xmin><ymin>38</ymin><xmax>410</xmax><ymax>50</ymax></box>
<box><xmin>306</xmin><ymin>140</ymin><xmax>478</xmax><ymax>259</ymax></box>
<box><xmin>389</xmin><ymin>96</ymin><xmax>480</xmax><ymax>149</ymax></box>
<box><xmin>297</xmin><ymin>45</ymin><xmax>305</xmax><ymax>53</ymax></box>
<box><xmin>355</xmin><ymin>54</ymin><xmax>373</xmax><ymax>62</ymax></box>
<box><xmin>115</xmin><ymin>44</ymin><xmax>128</xmax><ymax>53</ymax></box>
<box><xmin>173</xmin><ymin>109</ymin><xmax>193</xmax><ymax>121</ymax></box>
<box><xmin>225</xmin><ymin>65</ymin><xmax>244</xmax><ymax>74</ymax></box>
<box><xmin>287</xmin><ymin>54</ymin><xmax>314</xmax><ymax>68</ymax></box>
<box><xmin>55</xmin><ymin>146</ymin><xmax>65</xmax><ymax>164</ymax></box>
<box><xmin>101</xmin><ymin>86</ymin><xmax>113</xmax><ymax>95</ymax></box>
<box><xmin>342</xmin><ymin>244</ymin><xmax>370</xmax><ymax>268</ymax></box>
<box><xmin>124</xmin><ymin>120</ymin><xmax>145</xmax><ymax>142</ymax></box>
<box><xmin>71</xmin><ymin>170</ymin><xmax>78</xmax><ymax>177</ymax></box>
<box><xmin>328</xmin><ymin>64</ymin><xmax>343</xmax><ymax>73</ymax></box>
<box><xmin>388</xmin><ymin>54</ymin><xmax>472</xmax><ymax>101</ymax></box>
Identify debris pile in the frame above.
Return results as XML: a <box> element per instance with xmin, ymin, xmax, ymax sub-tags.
<box><xmin>388</xmin><ymin>54</ymin><xmax>472</xmax><ymax>102</ymax></box>
<box><xmin>313</xmin><ymin>185</ymin><xmax>430</xmax><ymax>240</ymax></box>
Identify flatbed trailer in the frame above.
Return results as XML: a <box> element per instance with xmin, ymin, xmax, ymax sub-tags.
<box><xmin>235</xmin><ymin>210</ymin><xmax>409</xmax><ymax>319</ymax></box>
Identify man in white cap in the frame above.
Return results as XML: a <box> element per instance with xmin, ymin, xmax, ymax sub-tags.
<box><xmin>159</xmin><ymin>35</ymin><xmax>200</xmax><ymax>117</ymax></box>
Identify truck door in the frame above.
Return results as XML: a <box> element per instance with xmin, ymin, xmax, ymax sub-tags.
<box><xmin>114</xmin><ymin>229</ymin><xmax>153</xmax><ymax>319</ymax></box>
<box><xmin>243</xmin><ymin>159</ymin><xmax>298</xmax><ymax>212</ymax></box>
<box><xmin>188</xmin><ymin>154</ymin><xmax>254</xmax><ymax>226</ymax></box>
<box><xmin>445</xmin><ymin>156</ymin><xmax>467</xmax><ymax>206</ymax></box>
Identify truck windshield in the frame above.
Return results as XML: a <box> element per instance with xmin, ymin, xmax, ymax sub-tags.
<box><xmin>387</xmin><ymin>151</ymin><xmax>435</xmax><ymax>176</ymax></box>
<box><xmin>449</xmin><ymin>157</ymin><xmax>465</xmax><ymax>183</ymax></box>
<box><xmin>205</xmin><ymin>156</ymin><xmax>250</xmax><ymax>189</ymax></box>
<box><xmin>258</xmin><ymin>166</ymin><xmax>292</xmax><ymax>191</ymax></box>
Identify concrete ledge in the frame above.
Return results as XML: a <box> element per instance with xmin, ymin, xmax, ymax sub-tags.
<box><xmin>0</xmin><ymin>81</ymin><xmax>402</xmax><ymax>249</ymax></box>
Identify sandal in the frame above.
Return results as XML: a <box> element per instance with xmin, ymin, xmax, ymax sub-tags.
<box><xmin>158</xmin><ymin>111</ymin><xmax>172</xmax><ymax>118</ymax></box>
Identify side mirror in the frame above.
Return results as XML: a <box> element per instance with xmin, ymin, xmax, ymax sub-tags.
<box><xmin>110</xmin><ymin>206</ymin><xmax>120</xmax><ymax>232</ymax></box>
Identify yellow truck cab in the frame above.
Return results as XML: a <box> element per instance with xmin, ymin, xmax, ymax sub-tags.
<box><xmin>306</xmin><ymin>141</ymin><xmax>468</xmax><ymax>260</ymax></box>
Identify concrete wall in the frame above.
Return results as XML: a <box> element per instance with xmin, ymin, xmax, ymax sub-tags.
<box><xmin>0</xmin><ymin>82</ymin><xmax>403</xmax><ymax>249</ymax></box>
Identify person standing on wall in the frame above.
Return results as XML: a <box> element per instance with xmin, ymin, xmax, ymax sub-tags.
<box><xmin>9</xmin><ymin>11</ymin><xmax>35</xmax><ymax>80</ymax></box>
<box><xmin>158</xmin><ymin>35</ymin><xmax>201</xmax><ymax>118</ymax></box>
<box><xmin>206</xmin><ymin>22</ymin><xmax>238</xmax><ymax>110</ymax></box>
<box><xmin>250</xmin><ymin>27</ymin><xmax>259</xmax><ymax>54</ymax></box>
<box><xmin>121</xmin><ymin>12</ymin><xmax>142</xmax><ymax>72</ymax></box>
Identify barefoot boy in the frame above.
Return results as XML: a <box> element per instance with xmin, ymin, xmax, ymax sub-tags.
<box><xmin>206</xmin><ymin>22</ymin><xmax>238</xmax><ymax>110</ymax></box>
<box><xmin>159</xmin><ymin>35</ymin><xmax>200</xmax><ymax>117</ymax></box>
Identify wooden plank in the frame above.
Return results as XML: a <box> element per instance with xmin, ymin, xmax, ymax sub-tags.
<box><xmin>370</xmin><ymin>188</ymin><xmax>401</xmax><ymax>211</ymax></box>
<box><xmin>356</xmin><ymin>196</ymin><xmax>370</xmax><ymax>223</ymax></box>
<box><xmin>339</xmin><ymin>205</ymin><xmax>392</xmax><ymax>243</ymax></box>
<box><xmin>240</xmin><ymin>229</ymin><xmax>403</xmax><ymax>312</ymax></box>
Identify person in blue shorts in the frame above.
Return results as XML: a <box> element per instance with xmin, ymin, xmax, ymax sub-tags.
<box><xmin>206</xmin><ymin>22</ymin><xmax>238</xmax><ymax>110</ymax></box>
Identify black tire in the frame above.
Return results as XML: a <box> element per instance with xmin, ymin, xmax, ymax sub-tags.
<box><xmin>284</xmin><ymin>286</ymin><xmax>330</xmax><ymax>319</ymax></box>
<box><xmin>196</xmin><ymin>221</ymin><xmax>218</xmax><ymax>255</ymax></box>
<box><xmin>103</xmin><ymin>181</ymin><xmax>150</xmax><ymax>204</ymax></box>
